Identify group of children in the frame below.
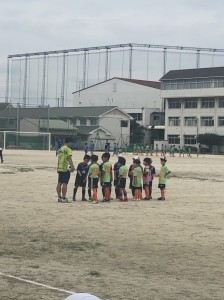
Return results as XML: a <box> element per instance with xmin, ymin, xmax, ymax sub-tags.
<box><xmin>72</xmin><ymin>153</ymin><xmax>171</xmax><ymax>204</ymax></box>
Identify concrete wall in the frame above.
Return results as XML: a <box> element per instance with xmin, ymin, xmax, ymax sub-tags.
<box><xmin>20</xmin><ymin>119</ymin><xmax>38</xmax><ymax>132</ymax></box>
<box><xmin>73</xmin><ymin>78</ymin><xmax>161</xmax><ymax>109</ymax></box>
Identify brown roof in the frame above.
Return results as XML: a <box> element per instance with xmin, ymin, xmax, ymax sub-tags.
<box><xmin>72</xmin><ymin>77</ymin><xmax>161</xmax><ymax>94</ymax></box>
<box><xmin>116</xmin><ymin>78</ymin><xmax>161</xmax><ymax>89</ymax></box>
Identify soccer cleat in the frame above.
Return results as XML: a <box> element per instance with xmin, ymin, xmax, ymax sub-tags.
<box><xmin>58</xmin><ymin>197</ymin><xmax>62</xmax><ymax>202</ymax></box>
<box><xmin>90</xmin><ymin>200</ymin><xmax>98</xmax><ymax>204</ymax></box>
<box><xmin>72</xmin><ymin>197</ymin><xmax>76</xmax><ymax>201</ymax></box>
<box><xmin>157</xmin><ymin>197</ymin><xmax>165</xmax><ymax>201</ymax></box>
<box><xmin>101</xmin><ymin>199</ymin><xmax>110</xmax><ymax>203</ymax></box>
<box><xmin>89</xmin><ymin>197</ymin><xmax>92</xmax><ymax>201</ymax></box>
<box><xmin>144</xmin><ymin>197</ymin><xmax>150</xmax><ymax>200</ymax></box>
<box><xmin>61</xmin><ymin>198</ymin><xmax>69</xmax><ymax>203</ymax></box>
<box><xmin>82</xmin><ymin>198</ymin><xmax>87</xmax><ymax>201</ymax></box>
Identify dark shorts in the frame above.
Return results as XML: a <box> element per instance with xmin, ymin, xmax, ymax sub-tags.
<box><xmin>143</xmin><ymin>183</ymin><xmax>150</xmax><ymax>189</ymax></box>
<box><xmin>103</xmin><ymin>182</ymin><xmax>112</xmax><ymax>188</ymax></box>
<box><xmin>114</xmin><ymin>179</ymin><xmax>119</xmax><ymax>187</ymax></box>
<box><xmin>158</xmin><ymin>183</ymin><xmax>166</xmax><ymax>190</ymax></box>
<box><xmin>58</xmin><ymin>171</ymin><xmax>70</xmax><ymax>184</ymax></box>
<box><xmin>75</xmin><ymin>176</ymin><xmax>87</xmax><ymax>187</ymax></box>
<box><xmin>119</xmin><ymin>178</ymin><xmax>126</xmax><ymax>189</ymax></box>
<box><xmin>88</xmin><ymin>178</ymin><xmax>99</xmax><ymax>189</ymax></box>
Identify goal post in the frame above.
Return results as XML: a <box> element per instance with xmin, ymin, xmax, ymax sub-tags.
<box><xmin>0</xmin><ymin>131</ymin><xmax>51</xmax><ymax>151</ymax></box>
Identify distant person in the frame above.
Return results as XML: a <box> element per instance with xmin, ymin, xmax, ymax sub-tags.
<box><xmin>84</xmin><ymin>143</ymin><xmax>89</xmax><ymax>155</ymax></box>
<box><xmin>0</xmin><ymin>146</ymin><xmax>3</xmax><ymax>163</ymax></box>
<box><xmin>73</xmin><ymin>155</ymin><xmax>90</xmax><ymax>201</ymax></box>
<box><xmin>55</xmin><ymin>140</ymin><xmax>59</xmax><ymax>156</ymax></box>
<box><xmin>65</xmin><ymin>293</ymin><xmax>102</xmax><ymax>300</ymax></box>
<box><xmin>101</xmin><ymin>152</ymin><xmax>113</xmax><ymax>202</ymax></box>
<box><xmin>88</xmin><ymin>154</ymin><xmax>100</xmax><ymax>204</ymax></box>
<box><xmin>118</xmin><ymin>156</ymin><xmax>128</xmax><ymax>201</ymax></box>
<box><xmin>113</xmin><ymin>143</ymin><xmax>117</xmax><ymax>156</ymax></box>
<box><xmin>105</xmin><ymin>139</ymin><xmax>109</xmax><ymax>152</ymax></box>
<box><xmin>56</xmin><ymin>137</ymin><xmax>75</xmax><ymax>203</ymax></box>
<box><xmin>132</xmin><ymin>158</ymin><xmax>143</xmax><ymax>200</ymax></box>
<box><xmin>158</xmin><ymin>156</ymin><xmax>171</xmax><ymax>201</ymax></box>
<box><xmin>89</xmin><ymin>140</ymin><xmax>95</xmax><ymax>155</ymax></box>
<box><xmin>155</xmin><ymin>144</ymin><xmax>159</xmax><ymax>156</ymax></box>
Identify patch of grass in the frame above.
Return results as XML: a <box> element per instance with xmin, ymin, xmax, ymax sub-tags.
<box><xmin>29</xmin><ymin>265</ymin><xmax>39</xmax><ymax>269</ymax></box>
<box><xmin>89</xmin><ymin>270</ymin><xmax>101</xmax><ymax>277</ymax></box>
<box><xmin>16</xmin><ymin>167</ymin><xmax>34</xmax><ymax>172</ymax></box>
<box><xmin>1</xmin><ymin>171</ymin><xmax>15</xmax><ymax>174</ymax></box>
<box><xmin>61</xmin><ymin>241</ymin><xmax>103</xmax><ymax>252</ymax></box>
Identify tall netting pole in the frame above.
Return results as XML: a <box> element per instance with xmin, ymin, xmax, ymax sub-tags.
<box><xmin>196</xmin><ymin>50</ymin><xmax>200</xmax><ymax>68</ymax></box>
<box><xmin>129</xmin><ymin>46</ymin><xmax>133</xmax><ymax>79</ymax></box>
<box><xmin>23</xmin><ymin>56</ymin><xmax>28</xmax><ymax>107</ymax></box>
<box><xmin>60</xmin><ymin>53</ymin><xmax>66</xmax><ymax>107</ymax></box>
<box><xmin>41</xmin><ymin>54</ymin><xmax>47</xmax><ymax>107</ymax></box>
<box><xmin>5</xmin><ymin>57</ymin><xmax>10</xmax><ymax>103</ymax></box>
<box><xmin>163</xmin><ymin>48</ymin><xmax>167</xmax><ymax>75</ymax></box>
<box><xmin>82</xmin><ymin>51</ymin><xmax>87</xmax><ymax>89</ymax></box>
<box><xmin>105</xmin><ymin>49</ymin><xmax>109</xmax><ymax>81</ymax></box>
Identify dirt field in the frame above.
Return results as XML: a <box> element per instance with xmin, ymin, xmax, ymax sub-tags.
<box><xmin>0</xmin><ymin>150</ymin><xmax>224</xmax><ymax>300</ymax></box>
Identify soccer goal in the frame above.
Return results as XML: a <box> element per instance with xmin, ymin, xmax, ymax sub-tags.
<box><xmin>0</xmin><ymin>131</ymin><xmax>51</xmax><ymax>151</ymax></box>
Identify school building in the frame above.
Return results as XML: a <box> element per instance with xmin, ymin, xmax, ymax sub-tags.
<box><xmin>72</xmin><ymin>77</ymin><xmax>163</xmax><ymax>127</ymax></box>
<box><xmin>160</xmin><ymin>66</ymin><xmax>224</xmax><ymax>151</ymax></box>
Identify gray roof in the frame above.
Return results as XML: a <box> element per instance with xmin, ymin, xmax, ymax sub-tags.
<box><xmin>76</xmin><ymin>126</ymin><xmax>110</xmax><ymax>135</ymax></box>
<box><xmin>160</xmin><ymin>66</ymin><xmax>224</xmax><ymax>81</ymax></box>
<box><xmin>0</xmin><ymin>106</ymin><xmax>117</xmax><ymax>119</ymax></box>
<box><xmin>0</xmin><ymin>103</ymin><xmax>14</xmax><ymax>111</ymax></box>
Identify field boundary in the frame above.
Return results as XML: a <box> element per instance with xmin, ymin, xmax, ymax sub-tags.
<box><xmin>0</xmin><ymin>271</ymin><xmax>75</xmax><ymax>295</ymax></box>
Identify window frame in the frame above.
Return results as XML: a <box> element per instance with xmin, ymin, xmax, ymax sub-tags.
<box><xmin>201</xmin><ymin>117</ymin><xmax>214</xmax><ymax>127</ymax></box>
<box><xmin>185</xmin><ymin>99</ymin><xmax>198</xmax><ymax>109</ymax></box>
<box><xmin>168</xmin><ymin>135</ymin><xmax>180</xmax><ymax>145</ymax></box>
<box><xmin>218</xmin><ymin>117</ymin><xmax>224</xmax><ymax>126</ymax></box>
<box><xmin>168</xmin><ymin>117</ymin><xmax>180</xmax><ymax>126</ymax></box>
<box><xmin>184</xmin><ymin>135</ymin><xmax>197</xmax><ymax>145</ymax></box>
<box><xmin>201</xmin><ymin>98</ymin><xmax>215</xmax><ymax>109</ymax></box>
<box><xmin>168</xmin><ymin>99</ymin><xmax>181</xmax><ymax>109</ymax></box>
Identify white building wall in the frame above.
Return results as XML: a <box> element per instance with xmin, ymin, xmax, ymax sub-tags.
<box><xmin>163</xmin><ymin>88</ymin><xmax>224</xmax><ymax>146</ymax></box>
<box><xmin>73</xmin><ymin>78</ymin><xmax>161</xmax><ymax>109</ymax></box>
<box><xmin>99</xmin><ymin>109</ymin><xmax>131</xmax><ymax>144</ymax></box>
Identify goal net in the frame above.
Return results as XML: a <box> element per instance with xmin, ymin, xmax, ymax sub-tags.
<box><xmin>0</xmin><ymin>131</ymin><xmax>51</xmax><ymax>151</ymax></box>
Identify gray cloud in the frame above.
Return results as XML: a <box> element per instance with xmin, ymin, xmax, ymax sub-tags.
<box><xmin>1</xmin><ymin>0</ymin><xmax>224</xmax><ymax>99</ymax></box>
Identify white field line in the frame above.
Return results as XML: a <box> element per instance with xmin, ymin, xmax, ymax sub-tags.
<box><xmin>0</xmin><ymin>271</ymin><xmax>76</xmax><ymax>295</ymax></box>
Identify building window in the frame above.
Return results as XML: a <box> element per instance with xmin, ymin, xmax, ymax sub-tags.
<box><xmin>168</xmin><ymin>135</ymin><xmax>180</xmax><ymax>144</ymax></box>
<box><xmin>113</xmin><ymin>83</ymin><xmax>117</xmax><ymax>92</ymax></box>
<box><xmin>184</xmin><ymin>135</ymin><xmax>197</xmax><ymax>145</ymax></box>
<box><xmin>201</xmin><ymin>99</ymin><xmax>215</xmax><ymax>108</ymax></box>
<box><xmin>201</xmin><ymin>117</ymin><xmax>214</xmax><ymax>126</ymax></box>
<box><xmin>168</xmin><ymin>117</ymin><xmax>180</xmax><ymax>126</ymax></box>
<box><xmin>218</xmin><ymin>117</ymin><xmax>224</xmax><ymax>126</ymax></box>
<box><xmin>185</xmin><ymin>117</ymin><xmax>197</xmax><ymax>126</ymax></box>
<box><xmin>121</xmin><ymin>120</ymin><xmax>128</xmax><ymax>127</ymax></box>
<box><xmin>80</xmin><ymin>118</ymin><xmax>87</xmax><ymax>126</ymax></box>
<box><xmin>168</xmin><ymin>99</ymin><xmax>181</xmax><ymax>109</ymax></box>
<box><xmin>129</xmin><ymin>113</ymin><xmax>143</xmax><ymax>121</ymax></box>
<box><xmin>218</xmin><ymin>98</ymin><xmax>224</xmax><ymax>108</ymax></box>
<box><xmin>90</xmin><ymin>118</ymin><xmax>98</xmax><ymax>125</ymax></box>
<box><xmin>185</xmin><ymin>99</ymin><xmax>198</xmax><ymax>109</ymax></box>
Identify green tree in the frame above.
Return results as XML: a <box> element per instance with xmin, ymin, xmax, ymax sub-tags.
<box><xmin>130</xmin><ymin>119</ymin><xmax>145</xmax><ymax>144</ymax></box>
<box><xmin>197</xmin><ymin>133</ymin><xmax>222</xmax><ymax>146</ymax></box>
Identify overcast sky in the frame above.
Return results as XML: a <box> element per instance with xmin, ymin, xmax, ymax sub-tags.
<box><xmin>1</xmin><ymin>0</ymin><xmax>224</xmax><ymax>99</ymax></box>
<box><xmin>1</xmin><ymin>0</ymin><xmax>224</xmax><ymax>56</ymax></box>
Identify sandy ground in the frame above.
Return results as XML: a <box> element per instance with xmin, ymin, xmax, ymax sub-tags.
<box><xmin>0</xmin><ymin>150</ymin><xmax>224</xmax><ymax>300</ymax></box>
